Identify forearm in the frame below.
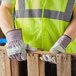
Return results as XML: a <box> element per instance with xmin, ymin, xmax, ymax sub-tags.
<box><xmin>64</xmin><ymin>18</ymin><xmax>76</xmax><ymax>40</ymax></box>
<box><xmin>64</xmin><ymin>3</ymin><xmax>76</xmax><ymax>41</ymax></box>
<box><xmin>0</xmin><ymin>1</ymin><xmax>14</xmax><ymax>35</ymax></box>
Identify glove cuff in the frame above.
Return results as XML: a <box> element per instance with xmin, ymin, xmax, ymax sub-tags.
<box><xmin>5</xmin><ymin>29</ymin><xmax>23</xmax><ymax>42</ymax></box>
<box><xmin>58</xmin><ymin>34</ymin><xmax>71</xmax><ymax>48</ymax></box>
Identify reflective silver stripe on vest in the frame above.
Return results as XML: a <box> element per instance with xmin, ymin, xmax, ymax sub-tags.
<box><xmin>15</xmin><ymin>0</ymin><xmax>75</xmax><ymax>22</ymax></box>
<box><xmin>18</xmin><ymin>0</ymin><xmax>25</xmax><ymax>10</ymax></box>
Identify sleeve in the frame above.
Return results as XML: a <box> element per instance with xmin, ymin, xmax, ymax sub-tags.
<box><xmin>2</xmin><ymin>0</ymin><xmax>16</xmax><ymax>5</ymax></box>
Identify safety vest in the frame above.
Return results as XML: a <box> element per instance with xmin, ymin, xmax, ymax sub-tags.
<box><xmin>15</xmin><ymin>0</ymin><xmax>76</xmax><ymax>53</ymax></box>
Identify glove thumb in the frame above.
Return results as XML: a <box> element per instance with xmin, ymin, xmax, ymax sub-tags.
<box><xmin>25</xmin><ymin>44</ymin><xmax>37</xmax><ymax>51</ymax></box>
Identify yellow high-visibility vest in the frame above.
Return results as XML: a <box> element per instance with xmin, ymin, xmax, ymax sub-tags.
<box><xmin>5</xmin><ymin>0</ymin><xmax>76</xmax><ymax>53</ymax></box>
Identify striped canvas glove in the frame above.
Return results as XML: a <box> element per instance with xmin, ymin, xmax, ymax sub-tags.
<box><xmin>40</xmin><ymin>35</ymin><xmax>71</xmax><ymax>64</ymax></box>
<box><xmin>6</xmin><ymin>29</ymin><xmax>37</xmax><ymax>61</ymax></box>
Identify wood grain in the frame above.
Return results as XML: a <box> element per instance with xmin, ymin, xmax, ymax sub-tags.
<box><xmin>10</xmin><ymin>59</ymin><xmax>19</xmax><ymax>76</ymax></box>
<box><xmin>39</xmin><ymin>57</ymin><xmax>45</xmax><ymax>76</ymax></box>
<box><xmin>0</xmin><ymin>48</ymin><xmax>19</xmax><ymax>76</ymax></box>
<box><xmin>0</xmin><ymin>50</ymin><xmax>5</xmax><ymax>76</ymax></box>
<box><xmin>56</xmin><ymin>54</ymin><xmax>71</xmax><ymax>76</ymax></box>
<box><xmin>27</xmin><ymin>53</ymin><xmax>45</xmax><ymax>76</ymax></box>
<box><xmin>0</xmin><ymin>46</ymin><xmax>6</xmax><ymax>50</ymax></box>
<box><xmin>0</xmin><ymin>46</ymin><xmax>76</xmax><ymax>59</ymax></box>
<box><xmin>4</xmin><ymin>51</ymin><xmax>11</xmax><ymax>76</ymax></box>
<box><xmin>0</xmin><ymin>46</ymin><xmax>75</xmax><ymax>76</ymax></box>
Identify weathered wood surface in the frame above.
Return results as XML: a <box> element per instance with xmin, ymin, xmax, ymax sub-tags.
<box><xmin>10</xmin><ymin>59</ymin><xmax>19</xmax><ymax>76</ymax></box>
<box><xmin>0</xmin><ymin>48</ymin><xmax>19</xmax><ymax>76</ymax></box>
<box><xmin>0</xmin><ymin>46</ymin><xmax>6</xmax><ymax>50</ymax></box>
<box><xmin>0</xmin><ymin>46</ymin><xmax>76</xmax><ymax>59</ymax></box>
<box><xmin>0</xmin><ymin>50</ymin><xmax>6</xmax><ymax>76</ymax></box>
<box><xmin>4</xmin><ymin>51</ymin><xmax>11</xmax><ymax>76</ymax></box>
<box><xmin>56</xmin><ymin>54</ymin><xmax>71</xmax><ymax>76</ymax></box>
<box><xmin>27</xmin><ymin>53</ymin><xmax>45</xmax><ymax>76</ymax></box>
<box><xmin>0</xmin><ymin>46</ymin><xmax>75</xmax><ymax>76</ymax></box>
<box><xmin>0</xmin><ymin>50</ymin><xmax>11</xmax><ymax>76</ymax></box>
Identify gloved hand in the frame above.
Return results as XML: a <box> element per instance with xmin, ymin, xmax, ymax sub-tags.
<box><xmin>40</xmin><ymin>35</ymin><xmax>71</xmax><ymax>64</ymax></box>
<box><xmin>6</xmin><ymin>29</ymin><xmax>37</xmax><ymax>61</ymax></box>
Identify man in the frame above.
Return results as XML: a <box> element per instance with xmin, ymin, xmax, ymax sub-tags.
<box><xmin>0</xmin><ymin>0</ymin><xmax>76</xmax><ymax>76</ymax></box>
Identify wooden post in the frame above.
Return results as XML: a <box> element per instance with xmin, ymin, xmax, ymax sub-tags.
<box><xmin>0</xmin><ymin>46</ymin><xmax>75</xmax><ymax>76</ymax></box>
<box><xmin>4</xmin><ymin>51</ymin><xmax>11</xmax><ymax>76</ymax></box>
<box><xmin>56</xmin><ymin>54</ymin><xmax>71</xmax><ymax>76</ymax></box>
<box><xmin>0</xmin><ymin>50</ymin><xmax>6</xmax><ymax>76</ymax></box>
<box><xmin>10</xmin><ymin>59</ymin><xmax>19</xmax><ymax>76</ymax></box>
<box><xmin>27</xmin><ymin>53</ymin><xmax>45</xmax><ymax>76</ymax></box>
<box><xmin>0</xmin><ymin>47</ymin><xmax>19</xmax><ymax>76</ymax></box>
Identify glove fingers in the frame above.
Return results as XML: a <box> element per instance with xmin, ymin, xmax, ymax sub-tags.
<box><xmin>45</xmin><ymin>55</ymin><xmax>52</xmax><ymax>62</ymax></box>
<box><xmin>50</xmin><ymin>57</ymin><xmax>56</xmax><ymax>64</ymax></box>
<box><xmin>9</xmin><ymin>54</ymin><xmax>23</xmax><ymax>61</ymax></box>
<box><xmin>21</xmin><ymin>50</ymin><xmax>27</xmax><ymax>60</ymax></box>
<box><xmin>9</xmin><ymin>55</ymin><xmax>16</xmax><ymax>60</ymax></box>
<box><xmin>40</xmin><ymin>55</ymin><xmax>52</xmax><ymax>62</ymax></box>
<box><xmin>12</xmin><ymin>55</ymin><xmax>17</xmax><ymax>60</ymax></box>
<box><xmin>40</xmin><ymin>55</ymin><xmax>56</xmax><ymax>64</ymax></box>
<box><xmin>15</xmin><ymin>53</ymin><xmax>22</xmax><ymax>61</ymax></box>
<box><xmin>29</xmin><ymin>47</ymin><xmax>37</xmax><ymax>51</ymax></box>
<box><xmin>40</xmin><ymin>56</ymin><xmax>45</xmax><ymax>61</ymax></box>
<box><xmin>25</xmin><ymin>44</ymin><xmax>28</xmax><ymax>49</ymax></box>
<box><xmin>9</xmin><ymin>55</ymin><xmax>13</xmax><ymax>59</ymax></box>
<box><xmin>25</xmin><ymin>44</ymin><xmax>37</xmax><ymax>51</ymax></box>
<box><xmin>50</xmin><ymin>48</ymin><xmax>59</xmax><ymax>54</ymax></box>
<box><xmin>42</xmin><ymin>55</ymin><xmax>48</xmax><ymax>61</ymax></box>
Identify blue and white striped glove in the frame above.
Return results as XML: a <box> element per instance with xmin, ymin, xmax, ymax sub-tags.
<box><xmin>6</xmin><ymin>29</ymin><xmax>37</xmax><ymax>61</ymax></box>
<box><xmin>40</xmin><ymin>35</ymin><xmax>71</xmax><ymax>64</ymax></box>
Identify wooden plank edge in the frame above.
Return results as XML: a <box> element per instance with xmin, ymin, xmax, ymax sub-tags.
<box><xmin>0</xmin><ymin>46</ymin><xmax>76</xmax><ymax>59</ymax></box>
<box><xmin>0</xmin><ymin>46</ymin><xmax>7</xmax><ymax>50</ymax></box>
